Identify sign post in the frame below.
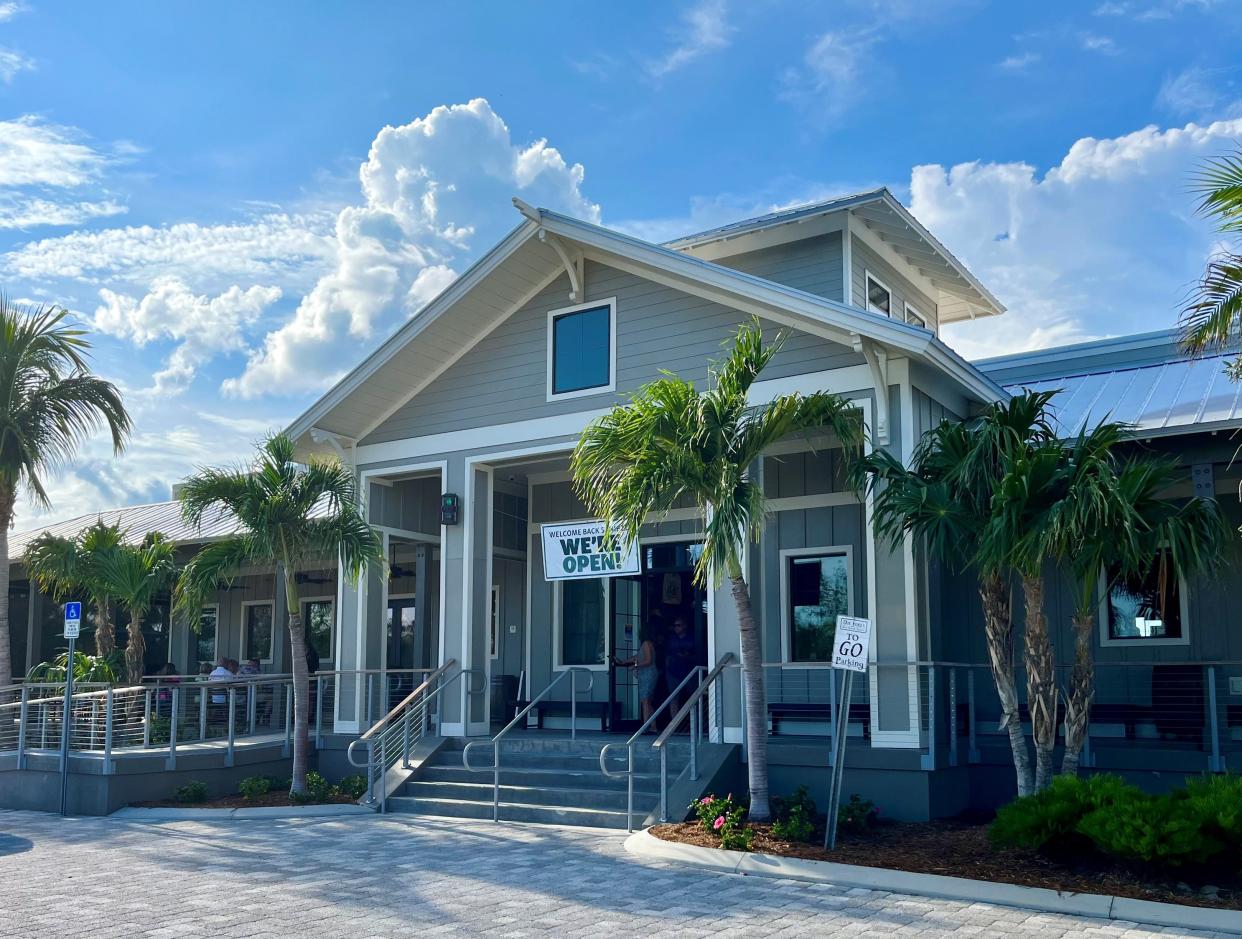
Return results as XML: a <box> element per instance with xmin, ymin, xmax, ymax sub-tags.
<box><xmin>59</xmin><ymin>601</ymin><xmax>82</xmax><ymax>816</ymax></box>
<box><xmin>824</xmin><ymin>615</ymin><xmax>872</xmax><ymax>850</ymax></box>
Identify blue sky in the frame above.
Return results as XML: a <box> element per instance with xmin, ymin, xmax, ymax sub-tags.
<box><xmin>2</xmin><ymin>0</ymin><xmax>1242</xmax><ymax>527</ymax></box>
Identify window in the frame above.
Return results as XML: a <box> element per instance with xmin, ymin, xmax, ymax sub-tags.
<box><xmin>304</xmin><ymin>599</ymin><xmax>334</xmax><ymax>663</ymax></box>
<box><xmin>243</xmin><ymin>602</ymin><xmax>274</xmax><ymax>662</ymax></box>
<box><xmin>558</xmin><ymin>578</ymin><xmax>607</xmax><ymax>667</ymax></box>
<box><xmin>864</xmin><ymin>272</ymin><xmax>892</xmax><ymax>317</ymax></box>
<box><xmin>1102</xmin><ymin>552</ymin><xmax>1187</xmax><ymax>645</ymax></box>
<box><xmin>904</xmin><ymin>303</ymin><xmax>928</xmax><ymax>329</ymax></box>
<box><xmin>547</xmin><ymin>299</ymin><xmax>616</xmax><ymax>400</ymax></box>
<box><xmin>783</xmin><ymin>549</ymin><xmax>853</xmax><ymax>662</ymax></box>
<box><xmin>196</xmin><ymin>606</ymin><xmax>218</xmax><ymax>666</ymax></box>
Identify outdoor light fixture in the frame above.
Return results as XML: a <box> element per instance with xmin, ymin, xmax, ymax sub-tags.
<box><xmin>440</xmin><ymin>492</ymin><xmax>460</xmax><ymax>525</ymax></box>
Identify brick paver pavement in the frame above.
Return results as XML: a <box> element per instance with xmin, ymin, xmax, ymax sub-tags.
<box><xmin>0</xmin><ymin>810</ymin><xmax>1232</xmax><ymax>937</ymax></box>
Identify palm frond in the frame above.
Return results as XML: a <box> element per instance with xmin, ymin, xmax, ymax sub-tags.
<box><xmin>173</xmin><ymin>535</ymin><xmax>261</xmax><ymax>627</ymax></box>
<box><xmin>1191</xmin><ymin>151</ymin><xmax>1242</xmax><ymax>234</ymax></box>
<box><xmin>1179</xmin><ymin>254</ymin><xmax>1242</xmax><ymax>357</ymax></box>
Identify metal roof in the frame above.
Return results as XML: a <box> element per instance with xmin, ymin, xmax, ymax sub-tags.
<box><xmin>975</xmin><ymin>330</ymin><xmax>1242</xmax><ymax>439</ymax></box>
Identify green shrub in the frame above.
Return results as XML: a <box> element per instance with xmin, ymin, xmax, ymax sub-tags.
<box><xmin>238</xmin><ymin>776</ymin><xmax>272</xmax><ymax>800</ymax></box>
<box><xmin>175</xmin><ymin>780</ymin><xmax>208</xmax><ymax>804</ymax></box>
<box><xmin>334</xmin><ymin>774</ymin><xmax>369</xmax><ymax>800</ymax></box>
<box><xmin>837</xmin><ymin>794</ymin><xmax>879</xmax><ymax>834</ymax></box>
<box><xmin>990</xmin><ymin>774</ymin><xmax>1137</xmax><ymax>853</ymax></box>
<box><xmin>1078</xmin><ymin>792</ymin><xmax>1224</xmax><ymax>866</ymax></box>
<box><xmin>1182</xmin><ymin>774</ymin><xmax>1242</xmax><ymax>859</ymax></box>
<box><xmin>689</xmin><ymin>792</ymin><xmax>753</xmax><ymax>852</ymax></box>
<box><xmin>148</xmin><ymin>716</ymin><xmax>171</xmax><ymax>745</ymax></box>
<box><xmin>772</xmin><ymin>786</ymin><xmax>817</xmax><ymax>843</ymax></box>
<box><xmin>290</xmin><ymin>770</ymin><xmax>332</xmax><ymax>804</ymax></box>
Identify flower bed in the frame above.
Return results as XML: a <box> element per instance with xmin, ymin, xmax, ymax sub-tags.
<box><xmin>131</xmin><ymin>771</ymin><xmax>368</xmax><ymax>809</ymax></box>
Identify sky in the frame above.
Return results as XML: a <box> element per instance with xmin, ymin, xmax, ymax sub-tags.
<box><xmin>2</xmin><ymin>0</ymin><xmax>1242</xmax><ymax>530</ymax></box>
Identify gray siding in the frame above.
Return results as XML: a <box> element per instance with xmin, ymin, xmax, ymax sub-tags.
<box><xmin>911</xmin><ymin>388</ymin><xmax>959</xmax><ymax>439</ymax></box>
<box><xmin>368</xmin><ymin>476</ymin><xmax>440</xmax><ymax>535</ymax></box>
<box><xmin>713</xmin><ymin>233</ymin><xmax>844</xmax><ymax>301</ymax></box>
<box><xmin>850</xmin><ymin>235</ymin><xmax>938</xmax><ymax>330</ymax></box>
<box><xmin>363</xmin><ymin>260</ymin><xmax>861</xmax><ymax>445</ymax></box>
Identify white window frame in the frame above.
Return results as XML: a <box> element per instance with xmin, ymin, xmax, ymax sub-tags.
<box><xmin>779</xmin><ymin>545</ymin><xmax>855</xmax><ymax>663</ymax></box>
<box><xmin>904</xmin><ymin>302</ymin><xmax>928</xmax><ymax>329</ymax></box>
<box><xmin>490</xmin><ymin>584</ymin><xmax>501</xmax><ymax>659</ymax></box>
<box><xmin>553</xmin><ymin>577</ymin><xmax>611</xmax><ymax>672</ymax></box>
<box><xmin>302</xmin><ymin>596</ymin><xmax>335</xmax><ymax>665</ymax></box>
<box><xmin>240</xmin><ymin>600</ymin><xmax>276</xmax><ymax>665</ymax></box>
<box><xmin>863</xmin><ymin>271</ymin><xmax>893</xmax><ymax>318</ymax></box>
<box><xmin>545</xmin><ymin>297</ymin><xmax>618</xmax><ymax>402</ymax></box>
<box><xmin>1097</xmin><ymin>565</ymin><xmax>1191</xmax><ymax>648</ymax></box>
<box><xmin>196</xmin><ymin>603</ymin><xmax>220</xmax><ymax>666</ymax></box>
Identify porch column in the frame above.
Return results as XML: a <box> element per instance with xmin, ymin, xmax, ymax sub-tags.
<box><xmin>333</xmin><ymin>565</ymin><xmax>363</xmax><ymax>733</ymax></box>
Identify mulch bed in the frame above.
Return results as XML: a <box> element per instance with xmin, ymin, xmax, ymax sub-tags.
<box><xmin>650</xmin><ymin>818</ymin><xmax>1242</xmax><ymax>911</ymax></box>
<box><xmin>132</xmin><ymin>791</ymin><xmax>357</xmax><ymax>809</ymax></box>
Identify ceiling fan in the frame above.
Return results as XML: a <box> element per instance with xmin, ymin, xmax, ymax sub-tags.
<box><xmin>390</xmin><ymin>564</ymin><xmax>417</xmax><ymax>580</ymax></box>
<box><xmin>295</xmin><ymin>572</ymin><xmax>333</xmax><ymax>585</ymax></box>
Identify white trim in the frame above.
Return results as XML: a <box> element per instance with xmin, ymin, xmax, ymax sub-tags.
<box><xmin>778</xmin><ymin>546</ymin><xmax>855</xmax><ymax>664</ymax></box>
<box><xmin>552</xmin><ymin>576</ymin><xmax>610</xmax><ymax>673</ymax></box>
<box><xmin>842</xmin><ymin>213</ymin><xmax>853</xmax><ymax>306</ymax></box>
<box><xmin>195</xmin><ymin>603</ymin><xmax>220</xmax><ymax>666</ymax></box>
<box><xmin>904</xmin><ymin>302</ymin><xmax>927</xmax><ymax>330</ymax></box>
<box><xmin>863</xmin><ymin>269</ymin><xmax>893</xmax><ymax>318</ymax></box>
<box><xmin>545</xmin><ymin>297</ymin><xmax>618</xmax><ymax>402</ymax></box>
<box><xmin>853</xmin><ymin>223</ymin><xmax>944</xmax><ymax>322</ymax></box>
<box><xmin>302</xmin><ymin>595</ymin><xmax>335</xmax><ymax>666</ymax></box>
<box><xmin>240</xmin><ymin>600</ymin><xmax>275</xmax><ymax>665</ymax></box>
<box><xmin>768</xmin><ymin>493</ymin><xmax>861</xmax><ymax>513</ymax></box>
<box><xmin>1097</xmin><ymin>566</ymin><xmax>1191</xmax><ymax>648</ymax></box>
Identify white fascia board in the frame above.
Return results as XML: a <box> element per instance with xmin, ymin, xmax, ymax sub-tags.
<box><xmin>285</xmin><ymin>219</ymin><xmax>541</xmax><ymax>445</ymax></box>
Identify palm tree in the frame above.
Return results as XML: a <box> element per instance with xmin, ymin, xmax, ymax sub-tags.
<box><xmin>25</xmin><ymin>519</ymin><xmax>126</xmax><ymax>658</ymax></box>
<box><xmin>97</xmin><ymin>533</ymin><xmax>178</xmax><ymax>684</ymax></box>
<box><xmin>1180</xmin><ymin>150</ymin><xmax>1242</xmax><ymax>377</ymax></box>
<box><xmin>0</xmin><ymin>302</ymin><xmax>130</xmax><ymax>687</ymax></box>
<box><xmin>175</xmin><ymin>433</ymin><xmax>383</xmax><ymax>795</ymax></box>
<box><xmin>571</xmin><ymin>319</ymin><xmax>861</xmax><ymax>822</ymax></box>
<box><xmin>1057</xmin><ymin>454</ymin><xmax>1229</xmax><ymax>776</ymax></box>
<box><xmin>859</xmin><ymin>392</ymin><xmax>1057</xmax><ymax>798</ymax></box>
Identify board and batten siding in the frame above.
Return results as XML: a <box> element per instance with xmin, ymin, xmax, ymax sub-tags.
<box><xmin>368</xmin><ymin>475</ymin><xmax>441</xmax><ymax>536</ymax></box>
<box><xmin>712</xmin><ymin>232</ymin><xmax>845</xmax><ymax>302</ymax></box>
<box><xmin>362</xmin><ymin>259</ymin><xmax>862</xmax><ymax>446</ymax></box>
<box><xmin>850</xmin><ymin>235</ymin><xmax>938</xmax><ymax>331</ymax></box>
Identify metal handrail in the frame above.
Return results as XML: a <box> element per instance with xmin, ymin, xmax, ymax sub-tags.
<box><xmin>346</xmin><ymin>661</ymin><xmax>487</xmax><ymax>812</ymax></box>
<box><xmin>651</xmin><ymin>652</ymin><xmax>736</xmax><ymax>823</ymax></box>
<box><xmin>599</xmin><ymin>664</ymin><xmax>709</xmax><ymax>832</ymax></box>
<box><xmin>462</xmin><ymin>666</ymin><xmax>596</xmax><ymax>822</ymax></box>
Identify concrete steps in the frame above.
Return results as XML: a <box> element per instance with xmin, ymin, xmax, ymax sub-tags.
<box><xmin>388</xmin><ymin>735</ymin><xmax>680</xmax><ymax>829</ymax></box>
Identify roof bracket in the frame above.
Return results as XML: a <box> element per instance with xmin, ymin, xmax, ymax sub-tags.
<box><xmin>852</xmin><ymin>335</ymin><xmax>890</xmax><ymax>445</ymax></box>
<box><xmin>539</xmin><ymin>228</ymin><xmax>584</xmax><ymax>302</ymax></box>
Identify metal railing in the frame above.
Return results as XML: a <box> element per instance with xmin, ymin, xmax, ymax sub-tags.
<box><xmin>346</xmin><ymin>660</ymin><xmax>487</xmax><ymax>812</ymax></box>
<box><xmin>462</xmin><ymin>667</ymin><xmax>596</xmax><ymax>822</ymax></box>
<box><xmin>600</xmin><ymin>655</ymin><xmax>733</xmax><ymax>831</ymax></box>
<box><xmin>652</xmin><ymin>653</ymin><xmax>736</xmax><ymax>823</ymax></box>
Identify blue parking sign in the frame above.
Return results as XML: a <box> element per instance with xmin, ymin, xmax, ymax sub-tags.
<box><xmin>64</xmin><ymin>601</ymin><xmax>82</xmax><ymax>621</ymax></box>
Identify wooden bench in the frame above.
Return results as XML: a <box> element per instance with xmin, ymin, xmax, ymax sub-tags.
<box><xmin>768</xmin><ymin>702</ymin><xmax>871</xmax><ymax>738</ymax></box>
<box><xmin>516</xmin><ymin>699</ymin><xmax>613</xmax><ymax>731</ymax></box>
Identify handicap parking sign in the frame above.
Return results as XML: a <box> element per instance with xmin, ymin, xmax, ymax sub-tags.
<box><xmin>64</xmin><ymin>601</ymin><xmax>82</xmax><ymax>639</ymax></box>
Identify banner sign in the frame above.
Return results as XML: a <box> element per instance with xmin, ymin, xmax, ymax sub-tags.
<box><xmin>541</xmin><ymin>521</ymin><xmax>640</xmax><ymax>581</ymax></box>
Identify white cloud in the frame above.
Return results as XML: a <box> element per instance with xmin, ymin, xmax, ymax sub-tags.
<box><xmin>223</xmin><ymin>98</ymin><xmax>600</xmax><ymax>399</ymax></box>
<box><xmin>0</xmin><ymin>47</ymin><xmax>30</xmax><ymax>82</ymax></box>
<box><xmin>913</xmin><ymin>119</ymin><xmax>1242</xmax><ymax>359</ymax></box>
<box><xmin>94</xmin><ymin>278</ymin><xmax>282</xmax><ymax>395</ymax></box>
<box><xmin>1156</xmin><ymin>64</ymin><xmax>1242</xmax><ymax>119</ymax></box>
<box><xmin>0</xmin><ymin>3</ymin><xmax>23</xmax><ymax>22</ymax></box>
<box><xmin>0</xmin><ymin>116</ymin><xmax>112</xmax><ymax>187</ymax></box>
<box><xmin>1094</xmin><ymin>0</ymin><xmax>1220</xmax><ymax>19</ymax></box>
<box><xmin>0</xmin><ymin>195</ymin><xmax>125</xmax><ymax>229</ymax></box>
<box><xmin>780</xmin><ymin>29</ymin><xmax>878</xmax><ymax>120</ymax></box>
<box><xmin>647</xmin><ymin>0</ymin><xmax>733</xmax><ymax>79</ymax></box>
<box><xmin>1080</xmin><ymin>33</ymin><xmax>1119</xmax><ymax>54</ymax></box>
<box><xmin>999</xmin><ymin>51</ymin><xmax>1041</xmax><ymax>72</ymax></box>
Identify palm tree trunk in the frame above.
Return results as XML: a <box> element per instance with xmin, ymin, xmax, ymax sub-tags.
<box><xmin>93</xmin><ymin>594</ymin><xmax>114</xmax><ymax>659</ymax></box>
<box><xmin>0</xmin><ymin>483</ymin><xmax>12</xmax><ymax>689</ymax></box>
<box><xmin>1060</xmin><ymin>612</ymin><xmax>1094</xmax><ymax>777</ymax></box>
<box><xmin>1020</xmin><ymin>574</ymin><xmax>1057</xmax><ymax>791</ymax></box>
<box><xmin>285</xmin><ymin>571</ymin><xmax>310</xmax><ymax>796</ymax></box>
<box><xmin>125</xmin><ymin>612</ymin><xmax>146</xmax><ymax>685</ymax></box>
<box><xmin>979</xmin><ymin>573</ymin><xmax>1033</xmax><ymax>797</ymax></box>
<box><xmin>729</xmin><ymin>563</ymin><xmax>770</xmax><ymax>822</ymax></box>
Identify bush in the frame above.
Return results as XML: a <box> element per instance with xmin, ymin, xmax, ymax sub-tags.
<box><xmin>238</xmin><ymin>776</ymin><xmax>272</xmax><ymax>800</ymax></box>
<box><xmin>290</xmin><ymin>770</ymin><xmax>332</xmax><ymax>804</ymax></box>
<box><xmin>772</xmin><ymin>786</ymin><xmax>817</xmax><ymax>843</ymax></box>
<box><xmin>1078</xmin><ymin>792</ymin><xmax>1223</xmax><ymax>866</ymax></box>
<box><xmin>991</xmin><ymin>774</ymin><xmax>1138</xmax><ymax>853</ymax></box>
<box><xmin>690</xmin><ymin>792</ymin><xmax>753</xmax><ymax>852</ymax></box>
<box><xmin>175</xmin><ymin>780</ymin><xmax>208</xmax><ymax>804</ymax></box>
<box><xmin>334</xmin><ymin>774</ymin><xmax>369</xmax><ymax>800</ymax></box>
<box><xmin>837</xmin><ymin>794</ymin><xmax>879</xmax><ymax>834</ymax></box>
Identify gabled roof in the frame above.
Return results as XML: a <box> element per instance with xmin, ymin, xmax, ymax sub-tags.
<box><xmin>10</xmin><ymin>500</ymin><xmax>231</xmax><ymax>563</ymax></box>
<box><xmin>976</xmin><ymin>330</ymin><xmax>1242</xmax><ymax>439</ymax></box>
<box><xmin>666</xmin><ymin>187</ymin><xmax>1004</xmax><ymax>324</ymax></box>
<box><xmin>287</xmin><ymin>203</ymin><xmax>1006</xmax><ymax>454</ymax></box>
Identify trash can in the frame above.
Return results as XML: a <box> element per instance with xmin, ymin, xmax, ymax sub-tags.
<box><xmin>490</xmin><ymin>673</ymin><xmax>518</xmax><ymax>725</ymax></box>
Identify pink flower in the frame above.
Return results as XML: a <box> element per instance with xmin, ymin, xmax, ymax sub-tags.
<box><xmin>700</xmin><ymin>797</ymin><xmax>713</xmax><ymax>805</ymax></box>
<box><xmin>713</xmin><ymin>816</ymin><xmax>726</xmax><ymax>830</ymax></box>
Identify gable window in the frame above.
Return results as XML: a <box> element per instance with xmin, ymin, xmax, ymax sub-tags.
<box><xmin>864</xmin><ymin>272</ymin><xmax>892</xmax><ymax>317</ymax></box>
<box><xmin>1101</xmin><ymin>550</ymin><xmax>1188</xmax><ymax>645</ymax></box>
<box><xmin>547</xmin><ymin>298</ymin><xmax>616</xmax><ymax>400</ymax></box>
<box><xmin>304</xmin><ymin>598</ymin><xmax>334</xmax><ymax>664</ymax></box>
<box><xmin>242</xmin><ymin>601</ymin><xmax>274</xmax><ymax>663</ymax></box>
<box><xmin>782</xmin><ymin>548</ymin><xmax>853</xmax><ymax>662</ymax></box>
<box><xmin>904</xmin><ymin>303</ymin><xmax>928</xmax><ymax>329</ymax></box>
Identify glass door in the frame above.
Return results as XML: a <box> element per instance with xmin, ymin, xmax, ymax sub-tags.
<box><xmin>386</xmin><ymin>598</ymin><xmax>418</xmax><ymax>709</ymax></box>
<box><xmin>610</xmin><ymin>576</ymin><xmax>643</xmax><ymax>731</ymax></box>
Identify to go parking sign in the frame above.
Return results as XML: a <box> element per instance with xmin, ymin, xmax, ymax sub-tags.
<box><xmin>832</xmin><ymin>616</ymin><xmax>872</xmax><ymax>673</ymax></box>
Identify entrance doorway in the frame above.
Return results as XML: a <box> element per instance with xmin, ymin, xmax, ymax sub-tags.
<box><xmin>610</xmin><ymin>540</ymin><xmax>708</xmax><ymax>732</ymax></box>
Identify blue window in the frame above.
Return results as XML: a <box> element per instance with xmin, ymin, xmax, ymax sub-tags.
<box><xmin>551</xmin><ymin>304</ymin><xmax>612</xmax><ymax>396</ymax></box>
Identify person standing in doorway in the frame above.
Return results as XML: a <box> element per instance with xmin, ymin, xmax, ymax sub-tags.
<box><xmin>665</xmin><ymin>615</ymin><xmax>697</xmax><ymax>711</ymax></box>
<box><xmin>613</xmin><ymin>627</ymin><xmax>657</xmax><ymax>727</ymax></box>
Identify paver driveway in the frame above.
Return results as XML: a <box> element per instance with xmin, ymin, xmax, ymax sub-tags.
<box><xmin>0</xmin><ymin>810</ymin><xmax>1231</xmax><ymax>938</ymax></box>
